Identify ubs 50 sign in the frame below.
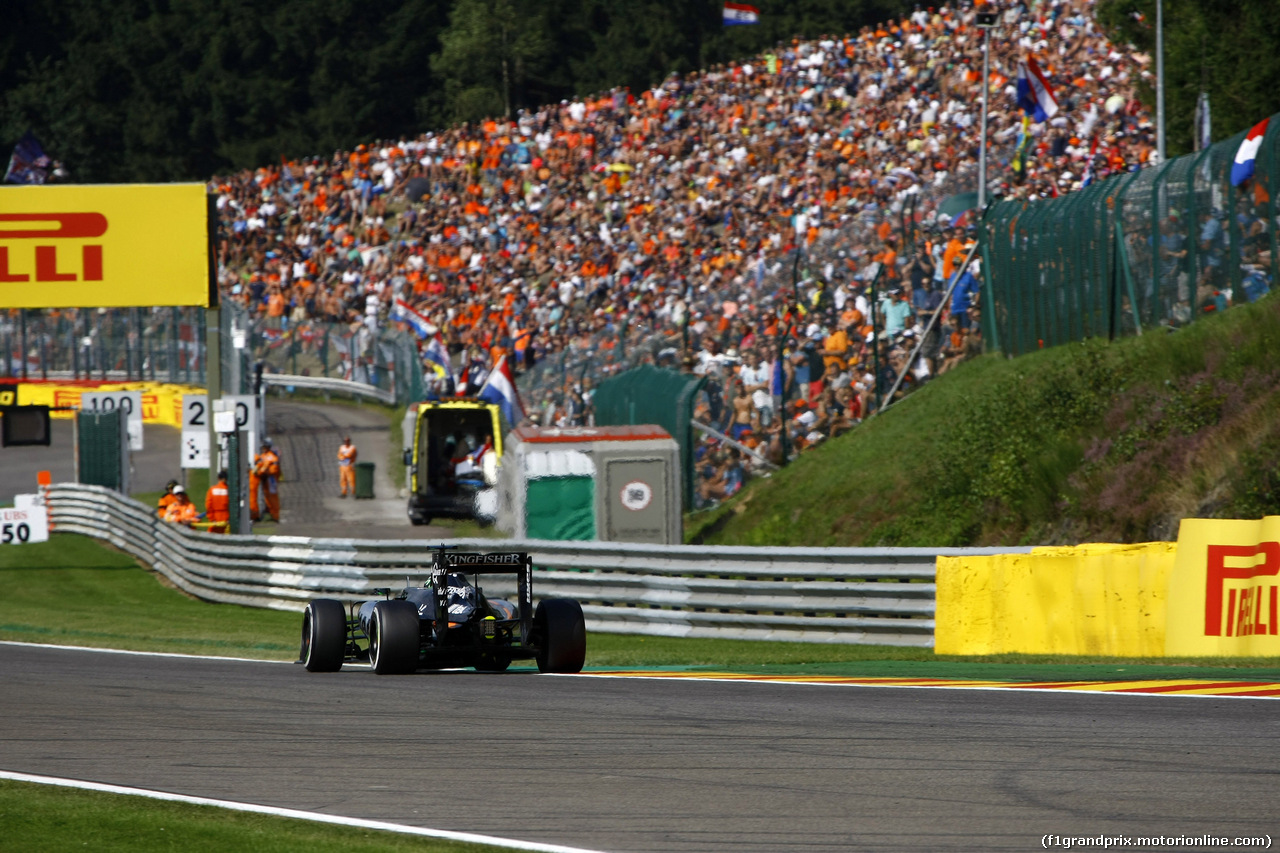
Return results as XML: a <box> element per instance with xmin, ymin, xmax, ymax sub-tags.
<box><xmin>1167</xmin><ymin>518</ymin><xmax>1280</xmax><ymax>655</ymax></box>
<box><xmin>0</xmin><ymin>184</ymin><xmax>211</xmax><ymax>308</ymax></box>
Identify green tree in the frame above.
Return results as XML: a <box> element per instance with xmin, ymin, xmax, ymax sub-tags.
<box><xmin>1</xmin><ymin>0</ymin><xmax>451</xmax><ymax>182</ymax></box>
<box><xmin>1097</xmin><ymin>0</ymin><xmax>1280</xmax><ymax>155</ymax></box>
<box><xmin>1</xmin><ymin>0</ymin><xmax>917</xmax><ymax>181</ymax></box>
<box><xmin>431</xmin><ymin>0</ymin><xmax>553</xmax><ymax>122</ymax></box>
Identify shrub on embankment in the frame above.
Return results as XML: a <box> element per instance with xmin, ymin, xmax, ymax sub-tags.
<box><xmin>688</xmin><ymin>292</ymin><xmax>1280</xmax><ymax>548</ymax></box>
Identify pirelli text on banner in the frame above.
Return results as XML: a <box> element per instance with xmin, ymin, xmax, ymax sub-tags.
<box><xmin>0</xmin><ymin>184</ymin><xmax>211</xmax><ymax>309</ymax></box>
<box><xmin>1166</xmin><ymin>517</ymin><xmax>1280</xmax><ymax>656</ymax></box>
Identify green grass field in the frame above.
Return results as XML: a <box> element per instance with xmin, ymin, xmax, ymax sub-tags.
<box><xmin>0</xmin><ymin>780</ymin><xmax>519</xmax><ymax>853</ymax></box>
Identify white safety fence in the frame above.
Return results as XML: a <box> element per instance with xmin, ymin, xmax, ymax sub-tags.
<box><xmin>260</xmin><ymin>373</ymin><xmax>395</xmax><ymax>405</ymax></box>
<box><xmin>46</xmin><ymin>484</ymin><xmax>1029</xmax><ymax>647</ymax></box>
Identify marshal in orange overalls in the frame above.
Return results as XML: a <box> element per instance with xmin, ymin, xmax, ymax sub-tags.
<box><xmin>204</xmin><ymin>471</ymin><xmax>230</xmax><ymax>533</ymax></box>
<box><xmin>249</xmin><ymin>445</ymin><xmax>281</xmax><ymax>522</ymax></box>
<box><xmin>337</xmin><ymin>437</ymin><xmax>357</xmax><ymax>497</ymax></box>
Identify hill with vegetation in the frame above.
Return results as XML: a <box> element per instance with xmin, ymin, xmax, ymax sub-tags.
<box><xmin>688</xmin><ymin>293</ymin><xmax>1280</xmax><ymax>547</ymax></box>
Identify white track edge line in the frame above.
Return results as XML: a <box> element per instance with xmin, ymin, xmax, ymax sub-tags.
<box><xmin>0</xmin><ymin>639</ymin><xmax>289</xmax><ymax>663</ymax></box>
<box><xmin>0</xmin><ymin>770</ymin><xmax>612</xmax><ymax>853</ymax></box>
<box><xmin>563</xmin><ymin>672</ymin><xmax>1280</xmax><ymax>700</ymax></box>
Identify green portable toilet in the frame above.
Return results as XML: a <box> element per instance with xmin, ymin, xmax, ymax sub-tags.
<box><xmin>77</xmin><ymin>408</ymin><xmax>129</xmax><ymax>492</ymax></box>
<box><xmin>496</xmin><ymin>425</ymin><xmax>681</xmax><ymax>543</ymax></box>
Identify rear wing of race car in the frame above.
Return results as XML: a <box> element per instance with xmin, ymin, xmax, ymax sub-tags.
<box><xmin>429</xmin><ymin>545</ymin><xmax>533</xmax><ymax>645</ymax></box>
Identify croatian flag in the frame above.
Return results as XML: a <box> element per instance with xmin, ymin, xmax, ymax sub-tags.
<box><xmin>391</xmin><ymin>297</ymin><xmax>435</xmax><ymax>339</ymax></box>
<box><xmin>1016</xmin><ymin>56</ymin><xmax>1058</xmax><ymax>123</ymax></box>
<box><xmin>723</xmin><ymin>2</ymin><xmax>759</xmax><ymax>25</ymax></box>
<box><xmin>423</xmin><ymin>334</ymin><xmax>455</xmax><ymax>384</ymax></box>
<box><xmin>477</xmin><ymin>355</ymin><xmax>526</xmax><ymax>426</ymax></box>
<box><xmin>1231</xmin><ymin>118</ymin><xmax>1270</xmax><ymax>186</ymax></box>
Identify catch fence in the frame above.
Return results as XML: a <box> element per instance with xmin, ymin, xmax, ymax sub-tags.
<box><xmin>982</xmin><ymin>114</ymin><xmax>1280</xmax><ymax>356</ymax></box>
<box><xmin>0</xmin><ymin>302</ymin><xmax>425</xmax><ymax>405</ymax></box>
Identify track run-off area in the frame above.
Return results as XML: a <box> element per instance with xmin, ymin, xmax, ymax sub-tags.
<box><xmin>1</xmin><ymin>642</ymin><xmax>1276</xmax><ymax>852</ymax></box>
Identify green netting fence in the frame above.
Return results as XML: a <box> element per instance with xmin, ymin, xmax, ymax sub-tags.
<box><xmin>591</xmin><ymin>364</ymin><xmax>706</xmax><ymax>511</ymax></box>
<box><xmin>982</xmin><ymin>113</ymin><xmax>1280</xmax><ymax>356</ymax></box>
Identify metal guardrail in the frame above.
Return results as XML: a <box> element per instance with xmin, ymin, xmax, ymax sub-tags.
<box><xmin>46</xmin><ymin>484</ymin><xmax>1030</xmax><ymax>647</ymax></box>
<box><xmin>260</xmin><ymin>374</ymin><xmax>396</xmax><ymax>405</ymax></box>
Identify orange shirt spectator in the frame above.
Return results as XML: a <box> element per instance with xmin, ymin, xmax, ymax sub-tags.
<box><xmin>822</xmin><ymin>327</ymin><xmax>850</xmax><ymax>371</ymax></box>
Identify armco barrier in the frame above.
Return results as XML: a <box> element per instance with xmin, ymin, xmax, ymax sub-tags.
<box><xmin>46</xmin><ymin>484</ymin><xmax>1030</xmax><ymax>646</ymax></box>
<box><xmin>260</xmin><ymin>373</ymin><xmax>395</xmax><ymax>406</ymax></box>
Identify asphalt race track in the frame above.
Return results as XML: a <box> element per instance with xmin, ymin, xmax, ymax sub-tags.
<box><xmin>1</xmin><ymin>644</ymin><xmax>1275</xmax><ymax>852</ymax></box>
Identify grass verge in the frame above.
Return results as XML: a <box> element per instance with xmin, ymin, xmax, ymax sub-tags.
<box><xmin>3</xmin><ymin>535</ymin><xmax>1278</xmax><ymax>680</ymax></box>
<box><xmin>0</xmin><ymin>780</ymin><xmax>517</xmax><ymax>853</ymax></box>
<box><xmin>0</xmin><ymin>535</ymin><xmax>299</xmax><ymax>658</ymax></box>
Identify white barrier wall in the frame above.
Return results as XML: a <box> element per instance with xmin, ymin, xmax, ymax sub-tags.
<box><xmin>46</xmin><ymin>483</ymin><xmax>1030</xmax><ymax>647</ymax></box>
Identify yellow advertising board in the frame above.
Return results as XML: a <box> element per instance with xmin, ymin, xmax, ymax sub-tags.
<box><xmin>935</xmin><ymin>543</ymin><xmax>1176</xmax><ymax>656</ymax></box>
<box><xmin>1166</xmin><ymin>518</ymin><xmax>1280</xmax><ymax>656</ymax></box>
<box><xmin>0</xmin><ymin>183</ymin><xmax>211</xmax><ymax>308</ymax></box>
<box><xmin>6</xmin><ymin>381</ymin><xmax>200</xmax><ymax>427</ymax></box>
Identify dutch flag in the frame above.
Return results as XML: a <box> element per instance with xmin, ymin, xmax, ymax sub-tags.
<box><xmin>1231</xmin><ymin>118</ymin><xmax>1270</xmax><ymax>186</ymax></box>
<box><xmin>477</xmin><ymin>354</ymin><xmax>527</xmax><ymax>427</ymax></box>
<box><xmin>723</xmin><ymin>2</ymin><xmax>759</xmax><ymax>25</ymax></box>
<box><xmin>391</xmin><ymin>298</ymin><xmax>435</xmax><ymax>339</ymax></box>
<box><xmin>1016</xmin><ymin>56</ymin><xmax>1059</xmax><ymax>123</ymax></box>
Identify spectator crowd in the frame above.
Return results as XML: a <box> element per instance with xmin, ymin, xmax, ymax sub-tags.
<box><xmin>210</xmin><ymin>0</ymin><xmax>1158</xmax><ymax>508</ymax></box>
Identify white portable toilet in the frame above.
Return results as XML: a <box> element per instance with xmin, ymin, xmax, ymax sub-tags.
<box><xmin>497</xmin><ymin>425</ymin><xmax>681</xmax><ymax>544</ymax></box>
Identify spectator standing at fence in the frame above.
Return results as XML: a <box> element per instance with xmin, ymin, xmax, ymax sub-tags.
<box><xmin>738</xmin><ymin>349</ymin><xmax>774</xmax><ymax>428</ymax></box>
<box><xmin>942</xmin><ymin>227</ymin><xmax>969</xmax><ymax>282</ymax></box>
<box><xmin>949</xmin><ymin>263</ymin><xmax>982</xmax><ymax>331</ymax></box>
<box><xmin>337</xmin><ymin>435</ymin><xmax>358</xmax><ymax>498</ymax></box>
<box><xmin>820</xmin><ymin>324</ymin><xmax>851</xmax><ymax>375</ymax></box>
<box><xmin>881</xmin><ymin>289</ymin><xmax>914</xmax><ymax>337</ymax></box>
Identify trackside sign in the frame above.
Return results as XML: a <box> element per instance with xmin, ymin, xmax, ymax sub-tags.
<box><xmin>0</xmin><ymin>184</ymin><xmax>211</xmax><ymax>308</ymax></box>
<box><xmin>0</xmin><ymin>506</ymin><xmax>49</xmax><ymax>544</ymax></box>
<box><xmin>1166</xmin><ymin>518</ymin><xmax>1280</xmax><ymax>655</ymax></box>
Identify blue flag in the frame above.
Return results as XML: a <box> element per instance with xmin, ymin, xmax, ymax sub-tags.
<box><xmin>4</xmin><ymin>132</ymin><xmax>52</xmax><ymax>184</ymax></box>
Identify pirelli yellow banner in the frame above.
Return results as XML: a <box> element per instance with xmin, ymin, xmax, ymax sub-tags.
<box><xmin>1166</xmin><ymin>517</ymin><xmax>1280</xmax><ymax>656</ymax></box>
<box><xmin>936</xmin><ymin>519</ymin><xmax>1280</xmax><ymax>657</ymax></box>
<box><xmin>0</xmin><ymin>183</ymin><xmax>212</xmax><ymax>308</ymax></box>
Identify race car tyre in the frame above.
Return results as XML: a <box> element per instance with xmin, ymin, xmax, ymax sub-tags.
<box><xmin>301</xmin><ymin>599</ymin><xmax>347</xmax><ymax>672</ymax></box>
<box><xmin>534</xmin><ymin>598</ymin><xmax>586</xmax><ymax>674</ymax></box>
<box><xmin>370</xmin><ymin>600</ymin><xmax>421</xmax><ymax>675</ymax></box>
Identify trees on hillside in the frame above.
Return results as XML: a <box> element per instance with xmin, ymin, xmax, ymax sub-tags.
<box><xmin>431</xmin><ymin>0</ymin><xmax>553</xmax><ymax>122</ymax></box>
<box><xmin>2</xmin><ymin>0</ymin><xmax>920</xmax><ymax>182</ymax></box>
<box><xmin>1097</xmin><ymin>0</ymin><xmax>1280</xmax><ymax>154</ymax></box>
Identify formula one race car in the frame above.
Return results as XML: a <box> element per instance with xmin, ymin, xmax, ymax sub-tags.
<box><xmin>298</xmin><ymin>546</ymin><xmax>585</xmax><ymax>675</ymax></box>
